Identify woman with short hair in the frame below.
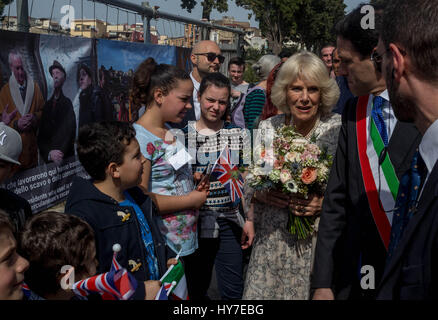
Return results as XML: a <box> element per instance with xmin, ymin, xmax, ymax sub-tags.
<box><xmin>243</xmin><ymin>51</ymin><xmax>341</xmax><ymax>300</ymax></box>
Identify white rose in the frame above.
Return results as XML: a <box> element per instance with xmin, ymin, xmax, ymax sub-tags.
<box><xmin>280</xmin><ymin>169</ymin><xmax>292</xmax><ymax>184</ymax></box>
<box><xmin>293</xmin><ymin>138</ymin><xmax>308</xmax><ymax>147</ymax></box>
<box><xmin>285</xmin><ymin>151</ymin><xmax>300</xmax><ymax>163</ymax></box>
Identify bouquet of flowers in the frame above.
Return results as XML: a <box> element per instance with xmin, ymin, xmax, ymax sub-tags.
<box><xmin>247</xmin><ymin>124</ymin><xmax>332</xmax><ymax>240</ymax></box>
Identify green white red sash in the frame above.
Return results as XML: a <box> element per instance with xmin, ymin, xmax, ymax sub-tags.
<box><xmin>356</xmin><ymin>95</ymin><xmax>399</xmax><ymax>250</ymax></box>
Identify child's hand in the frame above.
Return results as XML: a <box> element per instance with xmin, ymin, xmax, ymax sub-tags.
<box><xmin>166</xmin><ymin>258</ymin><xmax>178</xmax><ymax>269</ymax></box>
<box><xmin>193</xmin><ymin>172</ymin><xmax>202</xmax><ymax>183</ymax></box>
<box><xmin>188</xmin><ymin>190</ymin><xmax>209</xmax><ymax>209</ymax></box>
<box><xmin>144</xmin><ymin>280</ymin><xmax>161</xmax><ymax>300</ymax></box>
<box><xmin>196</xmin><ymin>174</ymin><xmax>210</xmax><ymax>192</ymax></box>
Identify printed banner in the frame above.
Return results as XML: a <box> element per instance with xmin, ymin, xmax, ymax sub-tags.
<box><xmin>0</xmin><ymin>30</ymin><xmax>191</xmax><ymax>213</ymax></box>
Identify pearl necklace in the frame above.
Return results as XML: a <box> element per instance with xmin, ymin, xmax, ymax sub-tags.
<box><xmin>286</xmin><ymin>114</ymin><xmax>321</xmax><ymax>140</ymax></box>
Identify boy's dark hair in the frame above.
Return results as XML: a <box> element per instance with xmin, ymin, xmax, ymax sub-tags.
<box><xmin>129</xmin><ymin>57</ymin><xmax>190</xmax><ymax>109</ymax></box>
<box><xmin>380</xmin><ymin>0</ymin><xmax>438</xmax><ymax>83</ymax></box>
<box><xmin>77</xmin><ymin>121</ymin><xmax>136</xmax><ymax>181</ymax></box>
<box><xmin>198</xmin><ymin>72</ymin><xmax>231</xmax><ymax>98</ymax></box>
<box><xmin>20</xmin><ymin>211</ymin><xmax>95</xmax><ymax>298</ymax></box>
<box><xmin>0</xmin><ymin>209</ymin><xmax>13</xmax><ymax>233</ymax></box>
<box><xmin>228</xmin><ymin>56</ymin><xmax>246</xmax><ymax>69</ymax></box>
<box><xmin>335</xmin><ymin>3</ymin><xmax>384</xmax><ymax>58</ymax></box>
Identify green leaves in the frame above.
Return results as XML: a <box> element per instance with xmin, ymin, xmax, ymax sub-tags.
<box><xmin>180</xmin><ymin>0</ymin><xmax>229</xmax><ymax>20</ymax></box>
<box><xmin>236</xmin><ymin>0</ymin><xmax>345</xmax><ymax>54</ymax></box>
<box><xmin>0</xmin><ymin>0</ymin><xmax>13</xmax><ymax>18</ymax></box>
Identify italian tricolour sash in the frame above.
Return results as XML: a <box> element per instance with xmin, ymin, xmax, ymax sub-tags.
<box><xmin>356</xmin><ymin>95</ymin><xmax>399</xmax><ymax>250</ymax></box>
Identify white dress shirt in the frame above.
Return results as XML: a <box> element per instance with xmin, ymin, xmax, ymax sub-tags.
<box><xmin>190</xmin><ymin>72</ymin><xmax>201</xmax><ymax>121</ymax></box>
<box><xmin>419</xmin><ymin>119</ymin><xmax>438</xmax><ymax>192</ymax></box>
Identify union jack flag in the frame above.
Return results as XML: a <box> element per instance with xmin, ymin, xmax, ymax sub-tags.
<box><xmin>72</xmin><ymin>245</ymin><xmax>137</xmax><ymax>300</ymax></box>
<box><xmin>211</xmin><ymin>145</ymin><xmax>244</xmax><ymax>206</ymax></box>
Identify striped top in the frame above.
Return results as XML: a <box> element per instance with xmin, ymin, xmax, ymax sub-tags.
<box><xmin>182</xmin><ymin>121</ymin><xmax>250</xmax><ymax>238</ymax></box>
<box><xmin>243</xmin><ymin>88</ymin><xmax>266</xmax><ymax>130</ymax></box>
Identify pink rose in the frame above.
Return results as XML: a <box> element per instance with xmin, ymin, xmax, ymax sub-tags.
<box><xmin>301</xmin><ymin>167</ymin><xmax>318</xmax><ymax>184</ymax></box>
<box><xmin>306</xmin><ymin>144</ymin><xmax>321</xmax><ymax>156</ymax></box>
<box><xmin>146</xmin><ymin>142</ymin><xmax>156</xmax><ymax>155</ymax></box>
<box><xmin>274</xmin><ymin>159</ymin><xmax>284</xmax><ymax>170</ymax></box>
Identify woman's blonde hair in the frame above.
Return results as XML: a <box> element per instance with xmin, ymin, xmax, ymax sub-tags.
<box><xmin>270</xmin><ymin>51</ymin><xmax>340</xmax><ymax>116</ymax></box>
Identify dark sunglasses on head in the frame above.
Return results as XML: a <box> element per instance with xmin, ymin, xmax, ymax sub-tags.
<box><xmin>194</xmin><ymin>52</ymin><xmax>225</xmax><ymax>63</ymax></box>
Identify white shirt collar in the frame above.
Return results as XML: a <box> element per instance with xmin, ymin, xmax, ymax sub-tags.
<box><xmin>190</xmin><ymin>72</ymin><xmax>200</xmax><ymax>91</ymax></box>
<box><xmin>419</xmin><ymin>119</ymin><xmax>438</xmax><ymax>175</ymax></box>
<box><xmin>376</xmin><ymin>89</ymin><xmax>390</xmax><ymax>101</ymax></box>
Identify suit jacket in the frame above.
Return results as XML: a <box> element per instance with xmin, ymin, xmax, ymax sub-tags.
<box><xmin>37</xmin><ymin>90</ymin><xmax>76</xmax><ymax>163</ymax></box>
<box><xmin>377</xmin><ymin>160</ymin><xmax>438</xmax><ymax>300</ymax></box>
<box><xmin>311</xmin><ymin>97</ymin><xmax>421</xmax><ymax>299</ymax></box>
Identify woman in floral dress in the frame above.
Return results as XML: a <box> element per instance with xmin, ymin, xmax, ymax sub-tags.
<box><xmin>243</xmin><ymin>51</ymin><xmax>342</xmax><ymax>300</ymax></box>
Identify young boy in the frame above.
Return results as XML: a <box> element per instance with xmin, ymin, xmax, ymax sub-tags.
<box><xmin>0</xmin><ymin>209</ymin><xmax>29</xmax><ymax>300</ymax></box>
<box><xmin>65</xmin><ymin>121</ymin><xmax>174</xmax><ymax>300</ymax></box>
<box><xmin>20</xmin><ymin>211</ymin><xmax>98</xmax><ymax>300</ymax></box>
<box><xmin>0</xmin><ymin>122</ymin><xmax>32</xmax><ymax>232</ymax></box>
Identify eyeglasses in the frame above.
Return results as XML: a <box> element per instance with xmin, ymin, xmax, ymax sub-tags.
<box><xmin>371</xmin><ymin>50</ymin><xmax>387</xmax><ymax>64</ymax></box>
<box><xmin>194</xmin><ymin>52</ymin><xmax>225</xmax><ymax>63</ymax></box>
<box><xmin>371</xmin><ymin>48</ymin><xmax>393</xmax><ymax>70</ymax></box>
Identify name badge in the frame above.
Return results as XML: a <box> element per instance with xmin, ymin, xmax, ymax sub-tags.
<box><xmin>168</xmin><ymin>147</ymin><xmax>192</xmax><ymax>170</ymax></box>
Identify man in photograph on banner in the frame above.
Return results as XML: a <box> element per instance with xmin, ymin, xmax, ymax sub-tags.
<box><xmin>0</xmin><ymin>50</ymin><xmax>44</xmax><ymax>170</ymax></box>
<box><xmin>37</xmin><ymin>60</ymin><xmax>76</xmax><ymax>165</ymax></box>
<box><xmin>312</xmin><ymin>4</ymin><xmax>421</xmax><ymax>300</ymax></box>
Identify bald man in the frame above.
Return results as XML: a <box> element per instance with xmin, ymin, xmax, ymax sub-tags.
<box><xmin>170</xmin><ymin>40</ymin><xmax>224</xmax><ymax>129</ymax></box>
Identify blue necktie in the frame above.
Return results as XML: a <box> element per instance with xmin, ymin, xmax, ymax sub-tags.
<box><xmin>386</xmin><ymin>150</ymin><xmax>426</xmax><ymax>262</ymax></box>
<box><xmin>371</xmin><ymin>96</ymin><xmax>388</xmax><ymax>147</ymax></box>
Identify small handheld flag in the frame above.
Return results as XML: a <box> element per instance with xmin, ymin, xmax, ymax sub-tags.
<box><xmin>211</xmin><ymin>145</ymin><xmax>244</xmax><ymax>206</ymax></box>
<box><xmin>155</xmin><ymin>250</ymin><xmax>188</xmax><ymax>300</ymax></box>
<box><xmin>72</xmin><ymin>243</ymin><xmax>137</xmax><ymax>300</ymax></box>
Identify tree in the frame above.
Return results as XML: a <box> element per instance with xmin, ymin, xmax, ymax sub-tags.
<box><xmin>236</xmin><ymin>0</ymin><xmax>302</xmax><ymax>55</ymax></box>
<box><xmin>236</xmin><ymin>0</ymin><xmax>345</xmax><ymax>54</ymax></box>
<box><xmin>295</xmin><ymin>0</ymin><xmax>346</xmax><ymax>52</ymax></box>
<box><xmin>179</xmin><ymin>0</ymin><xmax>228</xmax><ymax>21</ymax></box>
<box><xmin>0</xmin><ymin>0</ymin><xmax>13</xmax><ymax>17</ymax></box>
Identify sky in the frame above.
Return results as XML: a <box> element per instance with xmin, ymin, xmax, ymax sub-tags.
<box><xmin>6</xmin><ymin>0</ymin><xmax>365</xmax><ymax>35</ymax></box>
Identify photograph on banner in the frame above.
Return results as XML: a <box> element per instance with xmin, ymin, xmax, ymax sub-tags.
<box><xmin>0</xmin><ymin>30</ymin><xmax>93</xmax><ymax>212</ymax></box>
<box><xmin>96</xmin><ymin>39</ymin><xmax>182</xmax><ymax>122</ymax></box>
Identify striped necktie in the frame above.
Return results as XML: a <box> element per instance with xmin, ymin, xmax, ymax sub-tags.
<box><xmin>371</xmin><ymin>96</ymin><xmax>388</xmax><ymax>147</ymax></box>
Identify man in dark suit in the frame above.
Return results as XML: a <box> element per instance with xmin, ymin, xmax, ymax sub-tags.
<box><xmin>37</xmin><ymin>60</ymin><xmax>76</xmax><ymax>165</ymax></box>
<box><xmin>375</xmin><ymin>0</ymin><xmax>438</xmax><ymax>300</ymax></box>
<box><xmin>311</xmin><ymin>4</ymin><xmax>421</xmax><ymax>300</ymax></box>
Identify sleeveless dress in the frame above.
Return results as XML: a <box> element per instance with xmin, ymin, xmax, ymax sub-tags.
<box><xmin>243</xmin><ymin>113</ymin><xmax>341</xmax><ymax>300</ymax></box>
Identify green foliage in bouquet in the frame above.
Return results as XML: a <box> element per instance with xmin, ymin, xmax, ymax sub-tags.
<box><xmin>247</xmin><ymin>125</ymin><xmax>333</xmax><ymax>240</ymax></box>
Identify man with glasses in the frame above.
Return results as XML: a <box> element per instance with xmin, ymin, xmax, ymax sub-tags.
<box><xmin>375</xmin><ymin>0</ymin><xmax>438</xmax><ymax>300</ymax></box>
<box><xmin>170</xmin><ymin>40</ymin><xmax>224</xmax><ymax>129</ymax></box>
<box><xmin>312</xmin><ymin>4</ymin><xmax>421</xmax><ymax>300</ymax></box>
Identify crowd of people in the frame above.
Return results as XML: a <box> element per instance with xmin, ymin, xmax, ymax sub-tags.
<box><xmin>1</xmin><ymin>0</ymin><xmax>438</xmax><ymax>301</ymax></box>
